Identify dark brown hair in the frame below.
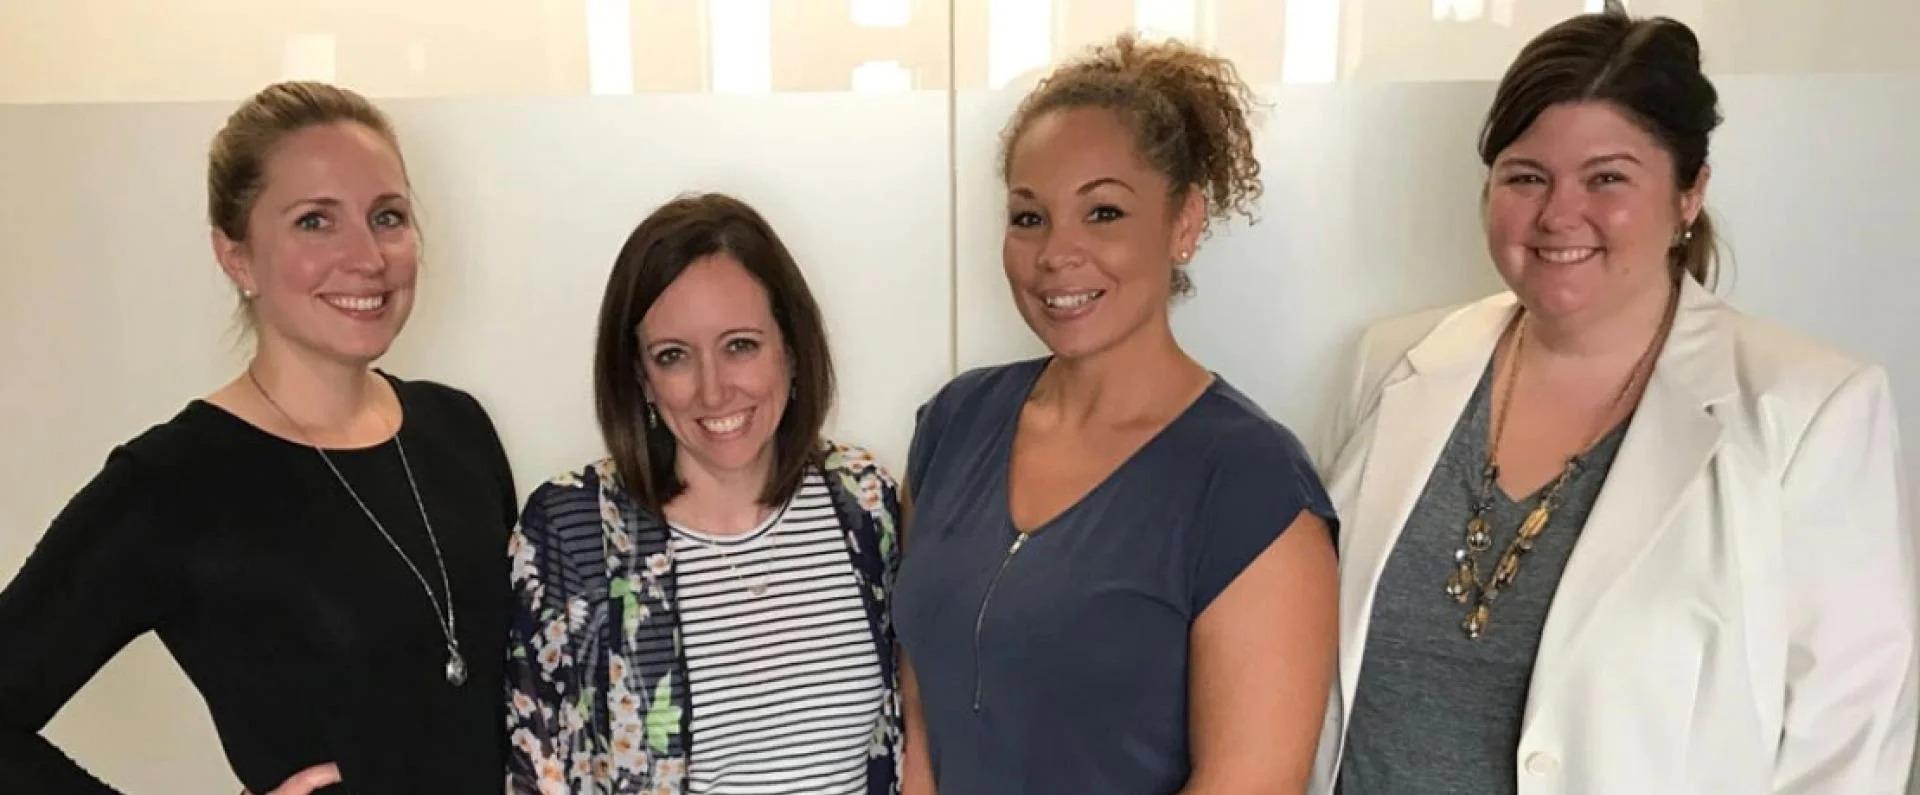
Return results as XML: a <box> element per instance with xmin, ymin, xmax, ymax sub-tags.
<box><xmin>209</xmin><ymin>81</ymin><xmax>404</xmax><ymax>243</ymax></box>
<box><xmin>594</xmin><ymin>193</ymin><xmax>834</xmax><ymax>514</ymax></box>
<box><xmin>1480</xmin><ymin>11</ymin><xmax>1723</xmax><ymax>286</ymax></box>
<box><xmin>1000</xmin><ymin>34</ymin><xmax>1263</xmax><ymax>295</ymax></box>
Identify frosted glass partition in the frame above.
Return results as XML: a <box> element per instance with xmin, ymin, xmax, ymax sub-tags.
<box><xmin>0</xmin><ymin>93</ymin><xmax>952</xmax><ymax>791</ymax></box>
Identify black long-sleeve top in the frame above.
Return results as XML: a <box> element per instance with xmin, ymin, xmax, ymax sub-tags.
<box><xmin>0</xmin><ymin>375</ymin><xmax>515</xmax><ymax>793</ymax></box>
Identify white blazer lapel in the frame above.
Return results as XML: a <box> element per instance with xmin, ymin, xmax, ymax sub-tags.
<box><xmin>1336</xmin><ymin>296</ymin><xmax>1518</xmax><ymax>710</ymax></box>
<box><xmin>1528</xmin><ymin>279</ymin><xmax>1739</xmax><ymax>679</ymax></box>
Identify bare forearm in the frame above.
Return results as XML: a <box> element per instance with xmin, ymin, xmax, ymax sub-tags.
<box><xmin>899</xmin><ymin>650</ymin><xmax>937</xmax><ymax>795</ymax></box>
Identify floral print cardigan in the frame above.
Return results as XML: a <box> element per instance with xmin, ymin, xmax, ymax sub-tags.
<box><xmin>505</xmin><ymin>442</ymin><xmax>903</xmax><ymax>794</ymax></box>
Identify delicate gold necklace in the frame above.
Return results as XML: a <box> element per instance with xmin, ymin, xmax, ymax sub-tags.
<box><xmin>1444</xmin><ymin>289</ymin><xmax>1676</xmax><ymax>639</ymax></box>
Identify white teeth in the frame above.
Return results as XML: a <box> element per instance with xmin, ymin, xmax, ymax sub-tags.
<box><xmin>325</xmin><ymin>294</ymin><xmax>386</xmax><ymax>311</ymax></box>
<box><xmin>1043</xmin><ymin>290</ymin><xmax>1103</xmax><ymax>309</ymax></box>
<box><xmin>699</xmin><ymin>412</ymin><xmax>749</xmax><ymax>434</ymax></box>
<box><xmin>1535</xmin><ymin>247</ymin><xmax>1598</xmax><ymax>264</ymax></box>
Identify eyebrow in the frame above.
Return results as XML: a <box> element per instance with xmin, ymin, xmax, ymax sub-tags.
<box><xmin>1582</xmin><ymin>153</ymin><xmax>1642</xmax><ymax>168</ymax></box>
<box><xmin>642</xmin><ymin>327</ymin><xmax>765</xmax><ymax>349</ymax></box>
<box><xmin>1078</xmin><ymin>177</ymin><xmax>1136</xmax><ymax>195</ymax></box>
<box><xmin>1008</xmin><ymin>177</ymin><xmax>1138</xmax><ymax>199</ymax></box>
<box><xmin>282</xmin><ymin>196</ymin><xmax>340</xmax><ymax>214</ymax></box>
<box><xmin>279</xmin><ymin>193</ymin><xmax>410</xmax><ymax>214</ymax></box>
<box><xmin>1496</xmin><ymin>153</ymin><xmax>1643</xmax><ymax>170</ymax></box>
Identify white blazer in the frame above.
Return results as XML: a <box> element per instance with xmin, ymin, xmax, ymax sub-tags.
<box><xmin>1310</xmin><ymin>278</ymin><xmax>1917</xmax><ymax>794</ymax></box>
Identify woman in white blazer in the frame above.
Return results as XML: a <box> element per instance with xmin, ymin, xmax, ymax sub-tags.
<box><xmin>1314</xmin><ymin>11</ymin><xmax>1915</xmax><ymax>795</ymax></box>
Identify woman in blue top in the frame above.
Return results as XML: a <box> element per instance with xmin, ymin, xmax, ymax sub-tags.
<box><xmin>894</xmin><ymin>35</ymin><xmax>1338</xmax><ymax>795</ymax></box>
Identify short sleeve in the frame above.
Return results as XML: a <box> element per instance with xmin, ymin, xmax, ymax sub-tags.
<box><xmin>906</xmin><ymin>362</ymin><xmax>1034</xmax><ymax>499</ymax></box>
<box><xmin>1188</xmin><ymin>429</ymin><xmax>1339</xmax><ymax>616</ymax></box>
<box><xmin>906</xmin><ymin>381</ymin><xmax>960</xmax><ymax>497</ymax></box>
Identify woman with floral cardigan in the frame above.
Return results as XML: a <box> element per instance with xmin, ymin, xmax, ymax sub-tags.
<box><xmin>505</xmin><ymin>193</ymin><xmax>902</xmax><ymax>794</ymax></box>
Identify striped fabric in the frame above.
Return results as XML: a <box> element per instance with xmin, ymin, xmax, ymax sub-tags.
<box><xmin>668</xmin><ymin>472</ymin><xmax>884</xmax><ymax>794</ymax></box>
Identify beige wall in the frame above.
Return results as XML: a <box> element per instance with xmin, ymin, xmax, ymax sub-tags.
<box><xmin>0</xmin><ymin>0</ymin><xmax>589</xmax><ymax>101</ymax></box>
<box><xmin>775</xmin><ymin>0</ymin><xmax>951</xmax><ymax>89</ymax></box>
<box><xmin>1341</xmin><ymin>0</ymin><xmax>1920</xmax><ymax>81</ymax></box>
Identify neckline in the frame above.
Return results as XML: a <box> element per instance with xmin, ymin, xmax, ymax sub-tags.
<box><xmin>1469</xmin><ymin>364</ymin><xmax>1635</xmax><ymax>505</ymax></box>
<box><xmin>999</xmin><ymin>358</ymin><xmax>1220</xmax><ymax>536</ymax></box>
<box><xmin>1490</xmin><ymin>417</ymin><xmax>1632</xmax><ymax>506</ymax></box>
<box><xmin>191</xmin><ymin>368</ymin><xmax>408</xmax><ymax>453</ymax></box>
<box><xmin>668</xmin><ymin>470</ymin><xmax>810</xmax><ymax>544</ymax></box>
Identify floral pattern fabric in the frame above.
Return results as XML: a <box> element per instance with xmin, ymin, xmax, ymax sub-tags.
<box><xmin>505</xmin><ymin>441</ymin><xmax>902</xmax><ymax>794</ymax></box>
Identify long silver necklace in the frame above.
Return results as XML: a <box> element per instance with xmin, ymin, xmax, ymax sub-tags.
<box><xmin>248</xmin><ymin>369</ymin><xmax>467</xmax><ymax>686</ymax></box>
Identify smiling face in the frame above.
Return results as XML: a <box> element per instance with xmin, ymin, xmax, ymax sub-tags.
<box><xmin>638</xmin><ymin>253</ymin><xmax>791</xmax><ymax>489</ymax></box>
<box><xmin>1002</xmin><ymin>106</ymin><xmax>1205</xmax><ymax>361</ymax></box>
<box><xmin>214</xmin><ymin>121</ymin><xmax>418</xmax><ymax>367</ymax></box>
<box><xmin>1484</xmin><ymin>100</ymin><xmax>1706</xmax><ymax>324</ymax></box>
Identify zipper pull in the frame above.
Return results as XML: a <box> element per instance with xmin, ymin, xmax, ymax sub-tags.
<box><xmin>971</xmin><ymin>530</ymin><xmax>1033</xmax><ymax>714</ymax></box>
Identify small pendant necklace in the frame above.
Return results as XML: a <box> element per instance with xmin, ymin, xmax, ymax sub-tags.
<box><xmin>670</xmin><ymin>504</ymin><xmax>785</xmax><ymax>597</ymax></box>
<box><xmin>249</xmin><ymin>369</ymin><xmax>467</xmax><ymax>686</ymax></box>
<box><xmin>681</xmin><ymin>529</ymin><xmax>779</xmax><ymax>596</ymax></box>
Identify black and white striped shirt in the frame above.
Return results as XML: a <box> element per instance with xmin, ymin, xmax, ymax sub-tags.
<box><xmin>669</xmin><ymin>471</ymin><xmax>883</xmax><ymax>794</ymax></box>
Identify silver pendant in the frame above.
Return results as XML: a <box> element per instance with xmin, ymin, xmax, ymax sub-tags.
<box><xmin>746</xmin><ymin>577</ymin><xmax>770</xmax><ymax>597</ymax></box>
<box><xmin>446</xmin><ymin>649</ymin><xmax>468</xmax><ymax>686</ymax></box>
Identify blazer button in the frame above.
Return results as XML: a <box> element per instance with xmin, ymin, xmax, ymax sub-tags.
<box><xmin>1524</xmin><ymin>752</ymin><xmax>1561</xmax><ymax>776</ymax></box>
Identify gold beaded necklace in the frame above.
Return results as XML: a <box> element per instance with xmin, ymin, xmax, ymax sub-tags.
<box><xmin>1444</xmin><ymin>288</ymin><xmax>1676</xmax><ymax>639</ymax></box>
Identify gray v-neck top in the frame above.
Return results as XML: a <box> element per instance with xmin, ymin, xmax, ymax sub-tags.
<box><xmin>894</xmin><ymin>358</ymin><xmax>1337</xmax><ymax>794</ymax></box>
<box><xmin>1337</xmin><ymin>362</ymin><xmax>1630</xmax><ymax>795</ymax></box>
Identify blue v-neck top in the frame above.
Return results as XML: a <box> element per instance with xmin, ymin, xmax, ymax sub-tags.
<box><xmin>894</xmin><ymin>358</ymin><xmax>1336</xmax><ymax>794</ymax></box>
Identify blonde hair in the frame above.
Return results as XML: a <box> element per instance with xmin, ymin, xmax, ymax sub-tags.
<box><xmin>208</xmin><ymin>81</ymin><xmax>404</xmax><ymax>242</ymax></box>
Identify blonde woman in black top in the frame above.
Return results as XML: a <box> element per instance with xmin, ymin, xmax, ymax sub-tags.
<box><xmin>0</xmin><ymin>83</ymin><xmax>515</xmax><ymax>793</ymax></box>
